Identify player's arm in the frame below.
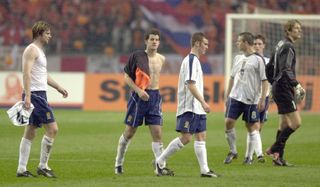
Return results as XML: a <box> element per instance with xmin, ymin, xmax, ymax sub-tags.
<box><xmin>258</xmin><ymin>57</ymin><xmax>268</xmax><ymax>111</ymax></box>
<box><xmin>159</xmin><ymin>53</ymin><xmax>166</xmax><ymax>65</ymax></box>
<box><xmin>258</xmin><ymin>80</ymin><xmax>268</xmax><ymax>112</ymax></box>
<box><xmin>282</xmin><ymin>46</ymin><xmax>299</xmax><ymax>87</ymax></box>
<box><xmin>22</xmin><ymin>46</ymin><xmax>37</xmax><ymax>109</ymax></box>
<box><xmin>225</xmin><ymin>77</ymin><xmax>234</xmax><ymax>98</ymax></box>
<box><xmin>281</xmin><ymin>46</ymin><xmax>305</xmax><ymax>99</ymax></box>
<box><xmin>124</xmin><ymin>73</ymin><xmax>149</xmax><ymax>101</ymax></box>
<box><xmin>187</xmin><ymin>81</ymin><xmax>210</xmax><ymax>113</ymax></box>
<box><xmin>47</xmin><ymin>74</ymin><xmax>68</xmax><ymax>98</ymax></box>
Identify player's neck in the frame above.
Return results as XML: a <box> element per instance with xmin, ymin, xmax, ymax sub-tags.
<box><xmin>145</xmin><ymin>49</ymin><xmax>157</xmax><ymax>57</ymax></box>
<box><xmin>243</xmin><ymin>47</ymin><xmax>255</xmax><ymax>56</ymax></box>
<box><xmin>190</xmin><ymin>49</ymin><xmax>199</xmax><ymax>58</ymax></box>
<box><xmin>287</xmin><ymin>36</ymin><xmax>297</xmax><ymax>43</ymax></box>
<box><xmin>33</xmin><ymin>40</ymin><xmax>44</xmax><ymax>49</ymax></box>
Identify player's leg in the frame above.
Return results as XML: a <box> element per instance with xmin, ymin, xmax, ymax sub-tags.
<box><xmin>36</xmin><ymin>121</ymin><xmax>58</xmax><ymax>178</ymax></box>
<box><xmin>267</xmin><ymin>84</ymin><xmax>299</xmax><ymax>166</ymax></box>
<box><xmin>146</xmin><ymin>89</ymin><xmax>165</xmax><ymax>166</ymax></box>
<box><xmin>224</xmin><ymin>98</ymin><xmax>242</xmax><ymax>164</ymax></box>
<box><xmin>115</xmin><ymin>92</ymin><xmax>144</xmax><ymax>174</ymax></box>
<box><xmin>156</xmin><ymin>132</ymin><xmax>192</xmax><ymax>168</ymax></box>
<box><xmin>254</xmin><ymin>99</ymin><xmax>268</xmax><ymax>162</ymax></box>
<box><xmin>244</xmin><ymin>122</ymin><xmax>260</xmax><ymax>164</ymax></box>
<box><xmin>156</xmin><ymin>112</ymin><xmax>197</xmax><ymax>176</ymax></box>
<box><xmin>194</xmin><ymin>115</ymin><xmax>220</xmax><ymax>178</ymax></box>
<box><xmin>274</xmin><ymin>112</ymin><xmax>300</xmax><ymax>166</ymax></box>
<box><xmin>17</xmin><ymin>125</ymin><xmax>37</xmax><ymax>177</ymax></box>
<box><xmin>149</xmin><ymin>125</ymin><xmax>165</xmax><ymax>169</ymax></box>
<box><xmin>243</xmin><ymin>104</ymin><xmax>261</xmax><ymax>164</ymax></box>
<box><xmin>115</xmin><ymin>125</ymin><xmax>138</xmax><ymax>174</ymax></box>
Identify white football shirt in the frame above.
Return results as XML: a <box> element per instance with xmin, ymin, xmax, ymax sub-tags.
<box><xmin>229</xmin><ymin>53</ymin><xmax>267</xmax><ymax>104</ymax></box>
<box><xmin>176</xmin><ymin>54</ymin><xmax>206</xmax><ymax>116</ymax></box>
<box><xmin>27</xmin><ymin>43</ymin><xmax>48</xmax><ymax>91</ymax></box>
<box><xmin>264</xmin><ymin>56</ymin><xmax>271</xmax><ymax>95</ymax></box>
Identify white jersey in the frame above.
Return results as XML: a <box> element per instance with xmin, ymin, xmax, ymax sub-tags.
<box><xmin>28</xmin><ymin>43</ymin><xmax>48</xmax><ymax>91</ymax></box>
<box><xmin>229</xmin><ymin>53</ymin><xmax>267</xmax><ymax>104</ymax></box>
<box><xmin>264</xmin><ymin>56</ymin><xmax>271</xmax><ymax>96</ymax></box>
<box><xmin>176</xmin><ymin>54</ymin><xmax>206</xmax><ymax>116</ymax></box>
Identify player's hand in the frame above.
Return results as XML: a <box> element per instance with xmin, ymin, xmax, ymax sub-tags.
<box><xmin>24</xmin><ymin>96</ymin><xmax>31</xmax><ymax>110</ymax></box>
<box><xmin>138</xmin><ymin>89</ymin><xmax>149</xmax><ymax>101</ymax></box>
<box><xmin>57</xmin><ymin>87</ymin><xmax>68</xmax><ymax>98</ymax></box>
<box><xmin>268</xmin><ymin>88</ymin><xmax>274</xmax><ymax>102</ymax></box>
<box><xmin>258</xmin><ymin>98</ymin><xmax>265</xmax><ymax>112</ymax></box>
<box><xmin>201</xmin><ymin>102</ymin><xmax>211</xmax><ymax>113</ymax></box>
<box><xmin>225</xmin><ymin>97</ymin><xmax>230</xmax><ymax>108</ymax></box>
<box><xmin>295</xmin><ymin>83</ymin><xmax>305</xmax><ymax>102</ymax></box>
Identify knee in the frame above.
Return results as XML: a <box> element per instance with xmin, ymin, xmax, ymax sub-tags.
<box><xmin>180</xmin><ymin>135</ymin><xmax>192</xmax><ymax>145</ymax></box>
<box><xmin>225</xmin><ymin>119</ymin><xmax>235</xmax><ymax>130</ymax></box>
<box><xmin>293</xmin><ymin>122</ymin><xmax>301</xmax><ymax>130</ymax></box>
<box><xmin>152</xmin><ymin>130</ymin><xmax>162</xmax><ymax>142</ymax></box>
<box><xmin>47</xmin><ymin>126</ymin><xmax>58</xmax><ymax>137</ymax></box>
<box><xmin>124</xmin><ymin>129</ymin><xmax>136</xmax><ymax>140</ymax></box>
<box><xmin>24</xmin><ymin>131</ymin><xmax>36</xmax><ymax>141</ymax></box>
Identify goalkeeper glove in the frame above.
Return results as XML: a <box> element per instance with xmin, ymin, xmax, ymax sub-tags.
<box><xmin>294</xmin><ymin>83</ymin><xmax>305</xmax><ymax>102</ymax></box>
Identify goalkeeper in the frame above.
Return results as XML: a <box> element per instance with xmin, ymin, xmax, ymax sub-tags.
<box><xmin>266</xmin><ymin>20</ymin><xmax>305</xmax><ymax>166</ymax></box>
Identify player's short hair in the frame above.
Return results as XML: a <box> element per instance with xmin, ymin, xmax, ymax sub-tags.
<box><xmin>191</xmin><ymin>32</ymin><xmax>206</xmax><ymax>47</ymax></box>
<box><xmin>254</xmin><ymin>34</ymin><xmax>266</xmax><ymax>45</ymax></box>
<box><xmin>32</xmin><ymin>21</ymin><xmax>50</xmax><ymax>40</ymax></box>
<box><xmin>284</xmin><ymin>19</ymin><xmax>301</xmax><ymax>36</ymax></box>
<box><xmin>144</xmin><ymin>28</ymin><xmax>160</xmax><ymax>40</ymax></box>
<box><xmin>239</xmin><ymin>32</ymin><xmax>254</xmax><ymax>45</ymax></box>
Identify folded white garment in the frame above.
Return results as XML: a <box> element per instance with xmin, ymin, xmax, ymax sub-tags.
<box><xmin>7</xmin><ymin>101</ymin><xmax>34</xmax><ymax>126</ymax></box>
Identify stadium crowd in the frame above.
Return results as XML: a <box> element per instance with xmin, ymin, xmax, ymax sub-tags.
<box><xmin>0</xmin><ymin>0</ymin><xmax>319</xmax><ymax>55</ymax></box>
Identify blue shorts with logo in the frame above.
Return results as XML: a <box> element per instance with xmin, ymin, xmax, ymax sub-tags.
<box><xmin>124</xmin><ymin>89</ymin><xmax>162</xmax><ymax>127</ymax></box>
<box><xmin>22</xmin><ymin>91</ymin><xmax>55</xmax><ymax>127</ymax></box>
<box><xmin>176</xmin><ymin>112</ymin><xmax>207</xmax><ymax>134</ymax></box>
<box><xmin>259</xmin><ymin>96</ymin><xmax>269</xmax><ymax>122</ymax></box>
<box><xmin>225</xmin><ymin>98</ymin><xmax>260</xmax><ymax>124</ymax></box>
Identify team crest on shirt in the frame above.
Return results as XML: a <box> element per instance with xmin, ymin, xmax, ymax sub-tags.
<box><xmin>127</xmin><ymin>115</ymin><xmax>132</xmax><ymax>123</ymax></box>
<box><xmin>46</xmin><ymin>112</ymin><xmax>51</xmax><ymax>120</ymax></box>
<box><xmin>184</xmin><ymin>121</ymin><xmax>190</xmax><ymax>129</ymax></box>
<box><xmin>251</xmin><ymin>111</ymin><xmax>257</xmax><ymax>119</ymax></box>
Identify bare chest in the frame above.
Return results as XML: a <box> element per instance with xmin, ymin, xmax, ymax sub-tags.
<box><xmin>148</xmin><ymin>58</ymin><xmax>163</xmax><ymax>75</ymax></box>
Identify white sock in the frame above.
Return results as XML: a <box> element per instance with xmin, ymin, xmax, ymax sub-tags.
<box><xmin>245</xmin><ymin>133</ymin><xmax>250</xmax><ymax>158</ymax></box>
<box><xmin>115</xmin><ymin>134</ymin><xmax>131</xmax><ymax>167</ymax></box>
<box><xmin>194</xmin><ymin>141</ymin><xmax>210</xmax><ymax>174</ymax></box>
<box><xmin>255</xmin><ymin>132</ymin><xmax>263</xmax><ymax>157</ymax></box>
<box><xmin>152</xmin><ymin>142</ymin><xmax>165</xmax><ymax>166</ymax></box>
<box><xmin>157</xmin><ymin>137</ymin><xmax>184</xmax><ymax>168</ymax></box>
<box><xmin>17</xmin><ymin>137</ymin><xmax>32</xmax><ymax>173</ymax></box>
<box><xmin>225</xmin><ymin>128</ymin><xmax>237</xmax><ymax>154</ymax></box>
<box><xmin>39</xmin><ymin>135</ymin><xmax>54</xmax><ymax>169</ymax></box>
<box><xmin>152</xmin><ymin>142</ymin><xmax>164</xmax><ymax>158</ymax></box>
<box><xmin>246</xmin><ymin>131</ymin><xmax>259</xmax><ymax>159</ymax></box>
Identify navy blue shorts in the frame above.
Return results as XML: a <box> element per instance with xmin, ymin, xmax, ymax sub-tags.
<box><xmin>176</xmin><ymin>112</ymin><xmax>207</xmax><ymax>134</ymax></box>
<box><xmin>22</xmin><ymin>91</ymin><xmax>55</xmax><ymax>127</ymax></box>
<box><xmin>259</xmin><ymin>96</ymin><xmax>269</xmax><ymax>122</ymax></box>
<box><xmin>272</xmin><ymin>82</ymin><xmax>296</xmax><ymax>114</ymax></box>
<box><xmin>124</xmin><ymin>90</ymin><xmax>162</xmax><ymax>127</ymax></box>
<box><xmin>225</xmin><ymin>98</ymin><xmax>260</xmax><ymax>124</ymax></box>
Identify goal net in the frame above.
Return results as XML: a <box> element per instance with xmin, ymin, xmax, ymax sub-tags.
<box><xmin>225</xmin><ymin>14</ymin><xmax>320</xmax><ymax>112</ymax></box>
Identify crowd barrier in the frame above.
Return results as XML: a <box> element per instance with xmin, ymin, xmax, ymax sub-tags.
<box><xmin>0</xmin><ymin>72</ymin><xmax>319</xmax><ymax>112</ymax></box>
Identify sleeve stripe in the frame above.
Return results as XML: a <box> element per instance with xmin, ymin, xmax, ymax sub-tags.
<box><xmin>188</xmin><ymin>54</ymin><xmax>194</xmax><ymax>80</ymax></box>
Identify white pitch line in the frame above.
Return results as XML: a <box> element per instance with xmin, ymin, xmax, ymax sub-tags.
<box><xmin>0</xmin><ymin>157</ymin><xmax>107</xmax><ymax>163</ymax></box>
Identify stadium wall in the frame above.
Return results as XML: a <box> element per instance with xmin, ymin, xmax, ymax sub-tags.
<box><xmin>0</xmin><ymin>72</ymin><xmax>319</xmax><ymax>112</ymax></box>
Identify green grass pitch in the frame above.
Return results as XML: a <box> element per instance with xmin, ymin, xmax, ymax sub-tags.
<box><xmin>0</xmin><ymin>109</ymin><xmax>319</xmax><ymax>187</ymax></box>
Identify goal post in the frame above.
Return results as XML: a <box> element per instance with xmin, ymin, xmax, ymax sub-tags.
<box><xmin>225</xmin><ymin>14</ymin><xmax>320</xmax><ymax>112</ymax></box>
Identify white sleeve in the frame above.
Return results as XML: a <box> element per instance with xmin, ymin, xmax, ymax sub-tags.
<box><xmin>230</xmin><ymin>55</ymin><xmax>239</xmax><ymax>78</ymax></box>
<box><xmin>259</xmin><ymin>57</ymin><xmax>267</xmax><ymax>80</ymax></box>
<box><xmin>184</xmin><ymin>58</ymin><xmax>198</xmax><ymax>83</ymax></box>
